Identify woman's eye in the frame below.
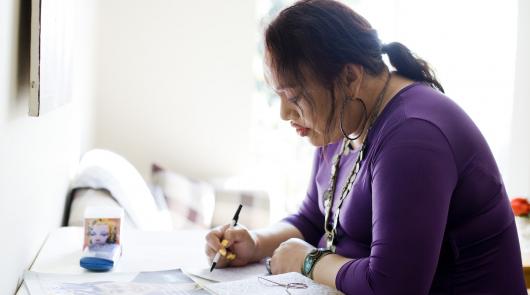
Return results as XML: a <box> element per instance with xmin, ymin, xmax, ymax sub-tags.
<box><xmin>275</xmin><ymin>88</ymin><xmax>301</xmax><ymax>103</ymax></box>
<box><xmin>288</xmin><ymin>95</ymin><xmax>300</xmax><ymax>103</ymax></box>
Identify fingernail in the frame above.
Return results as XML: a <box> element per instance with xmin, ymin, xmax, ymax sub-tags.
<box><xmin>226</xmin><ymin>253</ymin><xmax>236</xmax><ymax>260</ymax></box>
<box><xmin>219</xmin><ymin>248</ymin><xmax>227</xmax><ymax>256</ymax></box>
<box><xmin>221</xmin><ymin>239</ymin><xmax>229</xmax><ymax>247</ymax></box>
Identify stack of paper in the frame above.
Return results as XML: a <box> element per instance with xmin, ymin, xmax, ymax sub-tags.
<box><xmin>23</xmin><ymin>269</ymin><xmax>208</xmax><ymax>295</ymax></box>
<box><xmin>24</xmin><ymin>264</ymin><xmax>344</xmax><ymax>295</ymax></box>
<box><xmin>204</xmin><ymin>272</ymin><xmax>344</xmax><ymax>295</ymax></box>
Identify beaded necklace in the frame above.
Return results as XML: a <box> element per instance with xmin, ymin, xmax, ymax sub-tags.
<box><xmin>323</xmin><ymin>72</ymin><xmax>391</xmax><ymax>252</ymax></box>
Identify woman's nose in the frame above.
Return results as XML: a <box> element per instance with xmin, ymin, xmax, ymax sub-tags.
<box><xmin>280</xmin><ymin>98</ymin><xmax>297</xmax><ymax>121</ymax></box>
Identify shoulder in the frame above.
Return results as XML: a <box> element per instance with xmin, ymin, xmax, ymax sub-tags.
<box><xmin>369</xmin><ymin>83</ymin><xmax>492</xmax><ymax>174</ymax></box>
<box><xmin>373</xmin><ymin>83</ymin><xmax>480</xmax><ymax>149</ymax></box>
<box><xmin>376</xmin><ymin>83</ymin><xmax>467</xmax><ymax>133</ymax></box>
<box><xmin>366</xmin><ymin>84</ymin><xmax>460</xmax><ymax>167</ymax></box>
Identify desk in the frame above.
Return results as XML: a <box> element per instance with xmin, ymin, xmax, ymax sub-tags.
<box><xmin>17</xmin><ymin>227</ymin><xmax>210</xmax><ymax>295</ymax></box>
<box><xmin>17</xmin><ymin>227</ymin><xmax>530</xmax><ymax>294</ymax></box>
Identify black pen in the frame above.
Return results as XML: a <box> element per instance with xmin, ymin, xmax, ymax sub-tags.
<box><xmin>210</xmin><ymin>204</ymin><xmax>243</xmax><ymax>272</ymax></box>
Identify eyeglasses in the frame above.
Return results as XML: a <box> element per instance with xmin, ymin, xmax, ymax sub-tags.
<box><xmin>258</xmin><ymin>276</ymin><xmax>308</xmax><ymax>295</ymax></box>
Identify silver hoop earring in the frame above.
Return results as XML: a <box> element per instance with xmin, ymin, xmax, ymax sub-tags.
<box><xmin>340</xmin><ymin>97</ymin><xmax>368</xmax><ymax>141</ymax></box>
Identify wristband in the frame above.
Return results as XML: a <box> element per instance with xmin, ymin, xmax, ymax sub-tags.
<box><xmin>301</xmin><ymin>248</ymin><xmax>333</xmax><ymax>279</ymax></box>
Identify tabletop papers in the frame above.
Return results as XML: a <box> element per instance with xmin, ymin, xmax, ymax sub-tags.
<box><xmin>23</xmin><ymin>269</ymin><xmax>208</xmax><ymax>295</ymax></box>
<box><xmin>185</xmin><ymin>263</ymin><xmax>268</xmax><ymax>283</ymax></box>
<box><xmin>204</xmin><ymin>272</ymin><xmax>344</xmax><ymax>295</ymax></box>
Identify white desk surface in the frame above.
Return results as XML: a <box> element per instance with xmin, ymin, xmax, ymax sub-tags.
<box><xmin>20</xmin><ymin>227</ymin><xmax>529</xmax><ymax>294</ymax></box>
<box><xmin>17</xmin><ymin>226</ymin><xmax>210</xmax><ymax>295</ymax></box>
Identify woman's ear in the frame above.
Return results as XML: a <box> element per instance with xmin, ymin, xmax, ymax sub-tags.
<box><xmin>342</xmin><ymin>64</ymin><xmax>364</xmax><ymax>95</ymax></box>
<box><xmin>344</xmin><ymin>64</ymin><xmax>363</xmax><ymax>85</ymax></box>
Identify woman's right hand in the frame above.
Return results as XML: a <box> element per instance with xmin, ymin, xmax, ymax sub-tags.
<box><xmin>204</xmin><ymin>223</ymin><xmax>260</xmax><ymax>268</ymax></box>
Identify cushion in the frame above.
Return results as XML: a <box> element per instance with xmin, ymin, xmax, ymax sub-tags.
<box><xmin>151</xmin><ymin>164</ymin><xmax>270</xmax><ymax>229</ymax></box>
<box><xmin>151</xmin><ymin>164</ymin><xmax>215</xmax><ymax>229</ymax></box>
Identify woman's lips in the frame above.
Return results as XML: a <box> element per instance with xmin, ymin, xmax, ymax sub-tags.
<box><xmin>291</xmin><ymin>122</ymin><xmax>309</xmax><ymax>136</ymax></box>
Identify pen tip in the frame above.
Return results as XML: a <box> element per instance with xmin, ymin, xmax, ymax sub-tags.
<box><xmin>210</xmin><ymin>262</ymin><xmax>216</xmax><ymax>272</ymax></box>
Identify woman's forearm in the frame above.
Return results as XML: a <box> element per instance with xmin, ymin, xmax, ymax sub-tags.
<box><xmin>312</xmin><ymin>254</ymin><xmax>352</xmax><ymax>289</ymax></box>
<box><xmin>251</xmin><ymin>222</ymin><xmax>304</xmax><ymax>261</ymax></box>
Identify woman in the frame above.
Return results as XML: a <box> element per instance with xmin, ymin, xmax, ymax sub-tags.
<box><xmin>205</xmin><ymin>0</ymin><xmax>526</xmax><ymax>294</ymax></box>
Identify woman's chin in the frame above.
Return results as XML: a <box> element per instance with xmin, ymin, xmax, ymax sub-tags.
<box><xmin>307</xmin><ymin>135</ymin><xmax>327</xmax><ymax>147</ymax></box>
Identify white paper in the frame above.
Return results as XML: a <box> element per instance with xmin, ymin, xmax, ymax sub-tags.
<box><xmin>205</xmin><ymin>272</ymin><xmax>344</xmax><ymax>295</ymax></box>
<box><xmin>185</xmin><ymin>263</ymin><xmax>268</xmax><ymax>283</ymax></box>
<box><xmin>23</xmin><ymin>269</ymin><xmax>209</xmax><ymax>295</ymax></box>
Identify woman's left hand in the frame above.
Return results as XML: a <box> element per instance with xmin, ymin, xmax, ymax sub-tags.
<box><xmin>270</xmin><ymin>238</ymin><xmax>315</xmax><ymax>274</ymax></box>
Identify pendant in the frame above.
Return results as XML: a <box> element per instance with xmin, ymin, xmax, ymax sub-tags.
<box><xmin>326</xmin><ymin>233</ymin><xmax>336</xmax><ymax>252</ymax></box>
<box><xmin>326</xmin><ymin>233</ymin><xmax>333</xmax><ymax>248</ymax></box>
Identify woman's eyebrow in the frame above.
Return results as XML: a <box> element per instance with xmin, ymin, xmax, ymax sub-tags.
<box><xmin>274</xmin><ymin>86</ymin><xmax>297</xmax><ymax>94</ymax></box>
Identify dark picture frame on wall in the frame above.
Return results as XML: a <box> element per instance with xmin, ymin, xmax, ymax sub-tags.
<box><xmin>29</xmin><ymin>0</ymin><xmax>74</xmax><ymax>117</ymax></box>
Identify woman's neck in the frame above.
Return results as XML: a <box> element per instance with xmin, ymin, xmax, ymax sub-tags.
<box><xmin>350</xmin><ymin>72</ymin><xmax>414</xmax><ymax>149</ymax></box>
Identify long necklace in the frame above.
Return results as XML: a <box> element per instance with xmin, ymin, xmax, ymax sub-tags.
<box><xmin>323</xmin><ymin>72</ymin><xmax>391</xmax><ymax>252</ymax></box>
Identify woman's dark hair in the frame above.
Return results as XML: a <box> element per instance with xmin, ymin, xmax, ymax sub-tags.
<box><xmin>265</xmin><ymin>0</ymin><xmax>444</xmax><ymax>143</ymax></box>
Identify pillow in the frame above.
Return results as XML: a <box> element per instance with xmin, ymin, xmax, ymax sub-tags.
<box><xmin>151</xmin><ymin>164</ymin><xmax>215</xmax><ymax>229</ymax></box>
<box><xmin>69</xmin><ymin>149</ymin><xmax>172</xmax><ymax>230</ymax></box>
<box><xmin>151</xmin><ymin>164</ymin><xmax>271</xmax><ymax>230</ymax></box>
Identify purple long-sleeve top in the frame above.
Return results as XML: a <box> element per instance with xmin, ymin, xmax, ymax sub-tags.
<box><xmin>284</xmin><ymin>83</ymin><xmax>526</xmax><ymax>294</ymax></box>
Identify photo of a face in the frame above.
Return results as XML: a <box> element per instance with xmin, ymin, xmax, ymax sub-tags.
<box><xmin>90</xmin><ymin>223</ymin><xmax>111</xmax><ymax>246</ymax></box>
<box><xmin>83</xmin><ymin>218</ymin><xmax>120</xmax><ymax>249</ymax></box>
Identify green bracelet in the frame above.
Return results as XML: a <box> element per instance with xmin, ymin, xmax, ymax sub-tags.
<box><xmin>301</xmin><ymin>248</ymin><xmax>333</xmax><ymax>279</ymax></box>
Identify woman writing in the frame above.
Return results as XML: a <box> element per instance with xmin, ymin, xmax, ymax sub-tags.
<box><xmin>205</xmin><ymin>0</ymin><xmax>526</xmax><ymax>293</ymax></box>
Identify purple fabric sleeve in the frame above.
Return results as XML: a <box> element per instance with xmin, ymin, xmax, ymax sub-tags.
<box><xmin>283</xmin><ymin>149</ymin><xmax>325</xmax><ymax>247</ymax></box>
<box><xmin>336</xmin><ymin>119</ymin><xmax>458</xmax><ymax>294</ymax></box>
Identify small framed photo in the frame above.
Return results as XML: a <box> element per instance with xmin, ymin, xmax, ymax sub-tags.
<box><xmin>83</xmin><ymin>207</ymin><xmax>123</xmax><ymax>256</ymax></box>
<box><xmin>84</xmin><ymin>217</ymin><xmax>121</xmax><ymax>251</ymax></box>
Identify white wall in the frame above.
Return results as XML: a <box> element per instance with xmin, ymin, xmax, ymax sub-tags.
<box><xmin>507</xmin><ymin>0</ymin><xmax>530</xmax><ymax>197</ymax></box>
<box><xmin>92</xmin><ymin>0</ymin><xmax>255</xmax><ymax>180</ymax></box>
<box><xmin>0</xmin><ymin>0</ymin><xmax>95</xmax><ymax>293</ymax></box>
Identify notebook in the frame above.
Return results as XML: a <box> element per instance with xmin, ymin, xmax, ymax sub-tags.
<box><xmin>185</xmin><ymin>263</ymin><xmax>268</xmax><ymax>283</ymax></box>
<box><xmin>204</xmin><ymin>272</ymin><xmax>344</xmax><ymax>295</ymax></box>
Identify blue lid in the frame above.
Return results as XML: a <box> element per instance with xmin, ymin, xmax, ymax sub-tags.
<box><xmin>80</xmin><ymin>257</ymin><xmax>114</xmax><ymax>272</ymax></box>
